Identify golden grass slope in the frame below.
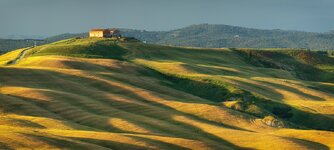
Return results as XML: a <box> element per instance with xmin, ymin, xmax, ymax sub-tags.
<box><xmin>0</xmin><ymin>39</ymin><xmax>334</xmax><ymax>149</ymax></box>
<box><xmin>0</xmin><ymin>48</ymin><xmax>27</xmax><ymax>65</ymax></box>
<box><xmin>123</xmin><ymin>43</ymin><xmax>334</xmax><ymax>117</ymax></box>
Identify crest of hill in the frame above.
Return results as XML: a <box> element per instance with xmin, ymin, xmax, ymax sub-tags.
<box><xmin>23</xmin><ymin>38</ymin><xmax>128</xmax><ymax>59</ymax></box>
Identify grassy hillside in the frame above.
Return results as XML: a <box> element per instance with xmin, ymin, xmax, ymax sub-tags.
<box><xmin>24</xmin><ymin>38</ymin><xmax>127</xmax><ymax>59</ymax></box>
<box><xmin>122</xmin><ymin>43</ymin><xmax>334</xmax><ymax>130</ymax></box>
<box><xmin>1</xmin><ymin>38</ymin><xmax>334</xmax><ymax>149</ymax></box>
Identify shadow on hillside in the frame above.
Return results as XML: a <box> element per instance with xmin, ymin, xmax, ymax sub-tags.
<box><xmin>180</xmin><ymin>63</ymin><xmax>297</xmax><ymax>81</ymax></box>
<box><xmin>0</xmin><ymin>66</ymin><xmax>257</xmax><ymax>149</ymax></box>
<box><xmin>0</xmin><ymin>141</ymin><xmax>12</xmax><ymax>150</ymax></box>
<box><xmin>281</xmin><ymin>137</ymin><xmax>330</xmax><ymax>150</ymax></box>
<box><xmin>8</xmin><ymin>93</ymin><xmax>255</xmax><ymax>149</ymax></box>
<box><xmin>0</xmin><ymin>65</ymin><xmax>223</xmax><ymax>106</ymax></box>
<box><xmin>69</xmin><ymin>133</ymin><xmax>255</xmax><ymax>149</ymax></box>
<box><xmin>180</xmin><ymin>63</ymin><xmax>242</xmax><ymax>76</ymax></box>
<box><xmin>224</xmin><ymin>76</ymin><xmax>326</xmax><ymax>101</ymax></box>
<box><xmin>70</xmin><ymin>136</ymin><xmax>188</xmax><ymax>150</ymax></box>
<box><xmin>52</xmin><ymin>59</ymin><xmax>118</xmax><ymax>72</ymax></box>
<box><xmin>2</xmin><ymin>64</ymin><xmax>334</xmax><ymax>132</ymax></box>
<box><xmin>116</xmin><ymin>65</ymin><xmax>334</xmax><ymax>131</ymax></box>
<box><xmin>19</xmin><ymin>133</ymin><xmax>110</xmax><ymax>149</ymax></box>
<box><xmin>255</xmin><ymin>79</ymin><xmax>325</xmax><ymax>101</ymax></box>
<box><xmin>73</xmin><ymin>137</ymin><xmax>157</xmax><ymax>150</ymax></box>
<box><xmin>1</xmin><ymin>61</ymin><xmax>334</xmax><ymax>148</ymax></box>
<box><xmin>130</xmin><ymin>48</ymin><xmax>329</xmax><ymax>101</ymax></box>
<box><xmin>307</xmin><ymin>84</ymin><xmax>334</xmax><ymax>96</ymax></box>
<box><xmin>221</xmin><ymin>77</ymin><xmax>285</xmax><ymax>100</ymax></box>
<box><xmin>233</xmin><ymin>49</ymin><xmax>334</xmax><ymax>83</ymax></box>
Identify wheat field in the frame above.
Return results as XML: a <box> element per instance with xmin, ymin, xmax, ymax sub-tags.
<box><xmin>0</xmin><ymin>38</ymin><xmax>333</xmax><ymax>149</ymax></box>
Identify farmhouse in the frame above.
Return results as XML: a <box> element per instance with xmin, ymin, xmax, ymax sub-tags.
<box><xmin>89</xmin><ymin>28</ymin><xmax>121</xmax><ymax>38</ymax></box>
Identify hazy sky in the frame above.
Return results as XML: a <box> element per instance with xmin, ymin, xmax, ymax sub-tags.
<box><xmin>1</xmin><ymin>0</ymin><xmax>334</xmax><ymax>38</ymax></box>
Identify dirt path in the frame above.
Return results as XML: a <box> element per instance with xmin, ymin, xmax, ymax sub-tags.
<box><xmin>6</xmin><ymin>47</ymin><xmax>32</xmax><ymax>65</ymax></box>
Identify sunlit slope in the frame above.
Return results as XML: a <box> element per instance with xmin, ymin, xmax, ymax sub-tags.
<box><xmin>0</xmin><ymin>38</ymin><xmax>334</xmax><ymax>149</ymax></box>
<box><xmin>0</xmin><ymin>48</ymin><xmax>28</xmax><ymax>65</ymax></box>
<box><xmin>123</xmin><ymin>43</ymin><xmax>334</xmax><ymax>130</ymax></box>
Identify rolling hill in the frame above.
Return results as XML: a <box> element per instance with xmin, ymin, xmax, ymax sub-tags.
<box><xmin>0</xmin><ymin>38</ymin><xmax>334</xmax><ymax>149</ymax></box>
<box><xmin>127</xmin><ymin>24</ymin><xmax>334</xmax><ymax>50</ymax></box>
<box><xmin>2</xmin><ymin>24</ymin><xmax>334</xmax><ymax>53</ymax></box>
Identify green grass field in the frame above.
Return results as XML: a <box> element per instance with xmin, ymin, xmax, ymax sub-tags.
<box><xmin>0</xmin><ymin>38</ymin><xmax>334</xmax><ymax>149</ymax></box>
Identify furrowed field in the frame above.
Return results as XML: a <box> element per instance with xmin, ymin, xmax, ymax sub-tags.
<box><xmin>0</xmin><ymin>38</ymin><xmax>334</xmax><ymax>149</ymax></box>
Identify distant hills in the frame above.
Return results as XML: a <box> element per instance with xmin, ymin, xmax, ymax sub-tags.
<box><xmin>0</xmin><ymin>39</ymin><xmax>45</xmax><ymax>54</ymax></box>
<box><xmin>121</xmin><ymin>24</ymin><xmax>334</xmax><ymax>50</ymax></box>
<box><xmin>1</xmin><ymin>24</ymin><xmax>334</xmax><ymax>53</ymax></box>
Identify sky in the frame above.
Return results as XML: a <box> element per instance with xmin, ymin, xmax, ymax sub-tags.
<box><xmin>1</xmin><ymin>0</ymin><xmax>334</xmax><ymax>38</ymax></box>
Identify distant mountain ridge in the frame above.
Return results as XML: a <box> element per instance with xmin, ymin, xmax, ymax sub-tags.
<box><xmin>121</xmin><ymin>24</ymin><xmax>334</xmax><ymax>49</ymax></box>
<box><xmin>1</xmin><ymin>24</ymin><xmax>334</xmax><ymax>53</ymax></box>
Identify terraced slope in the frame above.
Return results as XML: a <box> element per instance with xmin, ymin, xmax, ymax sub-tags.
<box><xmin>0</xmin><ymin>38</ymin><xmax>334</xmax><ymax>149</ymax></box>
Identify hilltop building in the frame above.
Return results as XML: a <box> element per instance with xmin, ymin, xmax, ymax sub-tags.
<box><xmin>89</xmin><ymin>28</ymin><xmax>121</xmax><ymax>38</ymax></box>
